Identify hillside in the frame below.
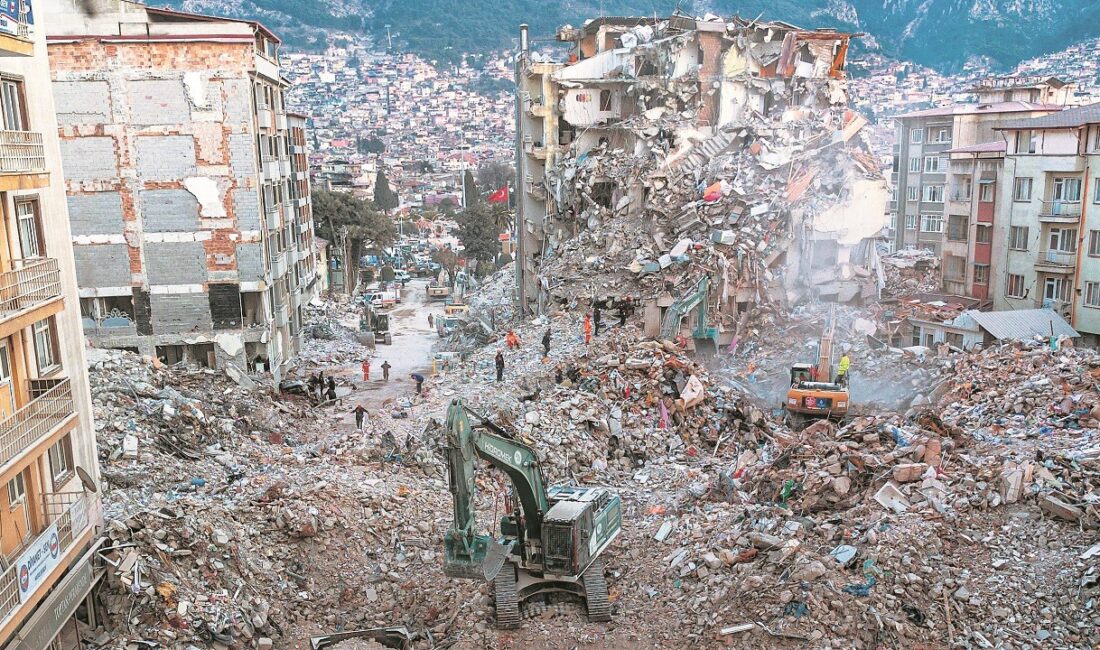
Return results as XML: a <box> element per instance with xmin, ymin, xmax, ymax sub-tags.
<box><xmin>166</xmin><ymin>0</ymin><xmax>1100</xmax><ymax>71</ymax></box>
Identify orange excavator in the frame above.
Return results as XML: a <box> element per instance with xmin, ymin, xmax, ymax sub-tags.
<box><xmin>785</xmin><ymin>308</ymin><xmax>849</xmax><ymax>427</ymax></box>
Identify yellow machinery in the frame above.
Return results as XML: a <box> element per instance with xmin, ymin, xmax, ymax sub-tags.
<box><xmin>785</xmin><ymin>308</ymin><xmax>849</xmax><ymax>425</ymax></box>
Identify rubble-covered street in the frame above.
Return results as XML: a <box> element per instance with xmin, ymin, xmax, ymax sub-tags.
<box><xmin>82</xmin><ymin>262</ymin><xmax>1099</xmax><ymax>649</ymax></box>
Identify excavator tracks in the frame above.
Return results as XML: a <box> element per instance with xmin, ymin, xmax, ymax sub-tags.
<box><xmin>493</xmin><ymin>564</ymin><xmax>521</xmax><ymax>629</ymax></box>
<box><xmin>582</xmin><ymin>559</ymin><xmax>612</xmax><ymax>622</ymax></box>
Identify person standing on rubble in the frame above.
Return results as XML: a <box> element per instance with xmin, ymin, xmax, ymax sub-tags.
<box><xmin>593</xmin><ymin>305</ymin><xmax>602</xmax><ymax>335</ymax></box>
<box><xmin>352</xmin><ymin>404</ymin><xmax>368</xmax><ymax>430</ymax></box>
<box><xmin>362</xmin><ymin>358</ymin><xmax>371</xmax><ymax>382</ymax></box>
<box><xmin>837</xmin><ymin>352</ymin><xmax>851</xmax><ymax>386</ymax></box>
<box><xmin>381</xmin><ymin>360</ymin><xmax>391</xmax><ymax>381</ymax></box>
<box><xmin>411</xmin><ymin>373</ymin><xmax>425</xmax><ymax>395</ymax></box>
<box><xmin>326</xmin><ymin>376</ymin><xmax>336</xmax><ymax>396</ymax></box>
<box><xmin>584</xmin><ymin>314</ymin><xmax>593</xmax><ymax>345</ymax></box>
<box><xmin>542</xmin><ymin>328</ymin><xmax>551</xmax><ymax>358</ymax></box>
<box><xmin>428</xmin><ymin>313</ymin><xmax>434</xmax><ymax>329</ymax></box>
<box><xmin>495</xmin><ymin>350</ymin><xmax>505</xmax><ymax>382</ymax></box>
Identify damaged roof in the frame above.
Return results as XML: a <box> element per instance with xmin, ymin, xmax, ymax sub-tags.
<box><xmin>994</xmin><ymin>102</ymin><xmax>1100</xmax><ymax>131</ymax></box>
<box><xmin>947</xmin><ymin>141</ymin><xmax>1007</xmax><ymax>154</ymax></box>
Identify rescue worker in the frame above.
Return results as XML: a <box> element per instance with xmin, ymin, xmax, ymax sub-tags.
<box><xmin>593</xmin><ymin>305</ymin><xmax>602</xmax><ymax>335</ymax></box>
<box><xmin>542</xmin><ymin>328</ymin><xmax>551</xmax><ymax>357</ymax></box>
<box><xmin>495</xmin><ymin>350</ymin><xmax>505</xmax><ymax>382</ymax></box>
<box><xmin>583</xmin><ymin>313</ymin><xmax>593</xmax><ymax>345</ymax></box>
<box><xmin>353</xmin><ymin>404</ymin><xmax>367</xmax><ymax>430</ymax></box>
<box><xmin>362</xmin><ymin>358</ymin><xmax>371</xmax><ymax>381</ymax></box>
<box><xmin>837</xmin><ymin>353</ymin><xmax>851</xmax><ymax>386</ymax></box>
<box><xmin>505</xmin><ymin>330</ymin><xmax>520</xmax><ymax>349</ymax></box>
<box><xmin>381</xmin><ymin>360</ymin><xmax>391</xmax><ymax>381</ymax></box>
<box><xmin>411</xmin><ymin>373</ymin><xmax>425</xmax><ymax>395</ymax></box>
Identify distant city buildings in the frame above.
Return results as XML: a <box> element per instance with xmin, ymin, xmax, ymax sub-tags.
<box><xmin>44</xmin><ymin>0</ymin><xmax>317</xmax><ymax>381</ymax></box>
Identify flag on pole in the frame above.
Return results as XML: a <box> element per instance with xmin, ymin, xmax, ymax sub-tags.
<box><xmin>488</xmin><ymin>185</ymin><xmax>509</xmax><ymax>204</ymax></box>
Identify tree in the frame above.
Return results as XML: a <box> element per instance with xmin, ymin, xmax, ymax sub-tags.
<box><xmin>313</xmin><ymin>189</ymin><xmax>397</xmax><ymax>293</ymax></box>
<box><xmin>357</xmin><ymin>136</ymin><xmax>385</xmax><ymax>155</ymax></box>
<box><xmin>456</xmin><ymin>203</ymin><xmax>501</xmax><ymax>274</ymax></box>
<box><xmin>373</xmin><ymin>169</ymin><xmax>400</xmax><ymax>213</ymax></box>
<box><xmin>463</xmin><ymin>169</ymin><xmax>479</xmax><ymax>208</ymax></box>
<box><xmin>433</xmin><ymin>246</ymin><xmax>459</xmax><ymax>281</ymax></box>
<box><xmin>476</xmin><ymin>161</ymin><xmax>514</xmax><ymax>195</ymax></box>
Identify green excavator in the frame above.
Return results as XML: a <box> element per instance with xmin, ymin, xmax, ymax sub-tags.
<box><xmin>442</xmin><ymin>399</ymin><xmax>622</xmax><ymax>628</ymax></box>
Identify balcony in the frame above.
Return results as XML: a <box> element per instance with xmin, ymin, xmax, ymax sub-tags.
<box><xmin>1038</xmin><ymin>200</ymin><xmax>1081</xmax><ymax>223</ymax></box>
<box><xmin>256</xmin><ymin>108</ymin><xmax>274</xmax><ymax>130</ymax></box>
<box><xmin>82</xmin><ymin>311</ymin><xmax>137</xmax><ymax>337</ymax></box>
<box><xmin>269</xmin><ymin>251</ymin><xmax>287</xmax><ymax>278</ymax></box>
<box><xmin>0</xmin><ymin>377</ymin><xmax>75</xmax><ymax>473</ymax></box>
<box><xmin>1035</xmin><ymin>249</ymin><xmax>1076</xmax><ymax>273</ymax></box>
<box><xmin>0</xmin><ymin>258</ymin><xmax>62</xmax><ymax>329</ymax></box>
<box><xmin>0</xmin><ymin>492</ymin><xmax>93</xmax><ymax>626</ymax></box>
<box><xmin>274</xmin><ymin>301</ymin><xmax>290</xmax><ymax>328</ymax></box>
<box><xmin>0</xmin><ymin>10</ymin><xmax>33</xmax><ymax>57</ymax></box>
<box><xmin>275</xmin><ymin>112</ymin><xmax>288</xmax><ymax>131</ymax></box>
<box><xmin>0</xmin><ymin>130</ymin><xmax>48</xmax><ymax>190</ymax></box>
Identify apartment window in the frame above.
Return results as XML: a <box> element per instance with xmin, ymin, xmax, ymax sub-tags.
<box><xmin>33</xmin><ymin>317</ymin><xmax>59</xmax><ymax>374</ymax></box>
<box><xmin>947</xmin><ymin>215</ymin><xmax>968</xmax><ymax>241</ymax></box>
<box><xmin>1094</xmin><ymin>178</ymin><xmax>1100</xmax><ymax>204</ymax></box>
<box><xmin>599</xmin><ymin>89</ymin><xmax>612</xmax><ymax>112</ymax></box>
<box><xmin>1094</xmin><ymin>127</ymin><xmax>1100</xmax><ymax>152</ymax></box>
<box><xmin>922</xmin><ymin>185</ymin><xmax>944</xmax><ymax>202</ymax></box>
<box><xmin>1006</xmin><ymin>273</ymin><xmax>1026</xmax><ymax>298</ymax></box>
<box><xmin>0</xmin><ymin>76</ymin><xmax>26</xmax><ymax>131</ymax></box>
<box><xmin>15</xmin><ymin>197</ymin><xmax>43</xmax><ymax>258</ymax></box>
<box><xmin>7</xmin><ymin>471</ymin><xmax>25</xmax><ymax>507</ymax></box>
<box><xmin>1052</xmin><ymin>177</ymin><xmax>1082</xmax><ymax>203</ymax></box>
<box><xmin>924</xmin><ymin>156</ymin><xmax>944</xmax><ymax>172</ymax></box>
<box><xmin>1085</xmin><ymin>282</ymin><xmax>1100</xmax><ymax>307</ymax></box>
<box><xmin>979</xmin><ymin>182</ymin><xmax>995</xmax><ymax>203</ymax></box>
<box><xmin>956</xmin><ymin>177</ymin><xmax>973</xmax><ymax>200</ymax></box>
<box><xmin>1014</xmin><ymin>130</ymin><xmax>1037</xmax><ymax>154</ymax></box>
<box><xmin>48</xmin><ymin>434</ymin><xmax>74</xmax><ymax>484</ymax></box>
<box><xmin>920</xmin><ymin>214</ymin><xmax>944</xmax><ymax>233</ymax></box>
<box><xmin>1013</xmin><ymin>177</ymin><xmax>1033</xmax><ymax>202</ymax></box>
<box><xmin>973</xmin><ymin>264</ymin><xmax>989</xmax><ymax>285</ymax></box>
<box><xmin>908</xmin><ymin>157</ymin><xmax>920</xmax><ymax>173</ymax></box>
<box><xmin>932</xmin><ymin>127</ymin><xmax>951</xmax><ymax>143</ymax></box>
<box><xmin>1009</xmin><ymin>226</ymin><xmax>1029</xmax><ymax>250</ymax></box>
<box><xmin>975</xmin><ymin>224</ymin><xmax>992</xmax><ymax>244</ymax></box>
<box><xmin>945</xmin><ymin>332</ymin><xmax>963</xmax><ymax>348</ymax></box>
<box><xmin>1045</xmin><ymin>277</ymin><xmax>1071</xmax><ymax>302</ymax></box>
<box><xmin>910</xmin><ymin>128</ymin><xmax>923</xmax><ymax>144</ymax></box>
<box><xmin>906</xmin><ymin>186</ymin><xmax>919</xmax><ymax>201</ymax></box>
<box><xmin>889</xmin><ymin>212</ymin><xmax>897</xmax><ymax>230</ymax></box>
<box><xmin>1048</xmin><ymin>227</ymin><xmax>1077</xmax><ymax>253</ymax></box>
<box><xmin>892</xmin><ymin>156</ymin><xmax>899</xmax><ymax>173</ymax></box>
<box><xmin>905</xmin><ymin>214</ymin><xmax>918</xmax><ymax>230</ymax></box>
<box><xmin>1090</xmin><ymin>230</ymin><xmax>1100</xmax><ymax>256</ymax></box>
<box><xmin>891</xmin><ymin>186</ymin><xmax>898</xmax><ymax>202</ymax></box>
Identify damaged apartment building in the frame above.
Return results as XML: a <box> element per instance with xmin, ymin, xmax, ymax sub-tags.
<box><xmin>41</xmin><ymin>0</ymin><xmax>318</xmax><ymax>381</ymax></box>
<box><xmin>514</xmin><ymin>15</ymin><xmax>888</xmax><ymax>342</ymax></box>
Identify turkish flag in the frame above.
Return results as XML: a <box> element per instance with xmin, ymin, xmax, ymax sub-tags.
<box><xmin>488</xmin><ymin>185</ymin><xmax>509</xmax><ymax>204</ymax></box>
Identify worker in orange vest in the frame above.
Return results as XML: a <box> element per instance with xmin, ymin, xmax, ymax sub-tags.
<box><xmin>583</xmin><ymin>313</ymin><xmax>593</xmax><ymax>345</ymax></box>
<box><xmin>361</xmin><ymin>358</ymin><xmax>370</xmax><ymax>381</ymax></box>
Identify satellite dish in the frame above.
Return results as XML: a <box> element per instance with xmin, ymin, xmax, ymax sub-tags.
<box><xmin>76</xmin><ymin>466</ymin><xmax>98</xmax><ymax>493</ymax></box>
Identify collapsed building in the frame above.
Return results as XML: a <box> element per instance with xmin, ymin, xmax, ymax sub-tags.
<box><xmin>514</xmin><ymin>15</ymin><xmax>888</xmax><ymax>346</ymax></box>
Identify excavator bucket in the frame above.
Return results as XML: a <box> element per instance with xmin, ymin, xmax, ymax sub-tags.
<box><xmin>443</xmin><ymin>532</ymin><xmax>490</xmax><ymax>579</ymax></box>
<box><xmin>693</xmin><ymin>336</ymin><xmax>718</xmax><ymax>358</ymax></box>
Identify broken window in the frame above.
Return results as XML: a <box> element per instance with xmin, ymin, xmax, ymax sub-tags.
<box><xmin>241</xmin><ymin>291</ymin><xmax>266</xmax><ymax>327</ymax></box>
<box><xmin>590</xmin><ymin>181</ymin><xmax>613</xmax><ymax>209</ymax></box>
<box><xmin>1009</xmin><ymin>226</ymin><xmax>1029</xmax><ymax>250</ymax></box>
<box><xmin>947</xmin><ymin>215</ymin><xmax>968</xmax><ymax>241</ymax></box>
<box><xmin>81</xmin><ymin>296</ymin><xmax>136</xmax><ymax>328</ymax></box>
<box><xmin>156</xmin><ymin>345</ymin><xmax>185</xmax><ymax>365</ymax></box>
<box><xmin>1006</xmin><ymin>274</ymin><xmax>1026</xmax><ymax>298</ymax></box>
<box><xmin>599</xmin><ymin>89</ymin><xmax>612</xmax><ymax>112</ymax></box>
<box><xmin>189</xmin><ymin>343</ymin><xmax>215</xmax><ymax>368</ymax></box>
<box><xmin>945</xmin><ymin>332</ymin><xmax>963</xmax><ymax>348</ymax></box>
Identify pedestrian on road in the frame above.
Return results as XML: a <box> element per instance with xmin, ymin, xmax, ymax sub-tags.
<box><xmin>593</xmin><ymin>305</ymin><xmax>602</xmax><ymax>335</ymax></box>
<box><xmin>495</xmin><ymin>351</ymin><xmax>505</xmax><ymax>382</ymax></box>
<box><xmin>381</xmin><ymin>360</ymin><xmax>391</xmax><ymax>381</ymax></box>
<box><xmin>428</xmin><ymin>313</ymin><xmax>435</xmax><ymax>328</ymax></box>
<box><xmin>353</xmin><ymin>404</ymin><xmax>367</xmax><ymax>430</ymax></box>
<box><xmin>583</xmin><ymin>314</ymin><xmax>593</xmax><ymax>345</ymax></box>
<box><xmin>411</xmin><ymin>373</ymin><xmax>425</xmax><ymax>395</ymax></box>
<box><xmin>362</xmin><ymin>358</ymin><xmax>371</xmax><ymax>381</ymax></box>
<box><xmin>542</xmin><ymin>328</ymin><xmax>551</xmax><ymax>357</ymax></box>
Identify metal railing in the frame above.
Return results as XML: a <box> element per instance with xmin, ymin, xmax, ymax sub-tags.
<box><xmin>1036</xmin><ymin>249</ymin><xmax>1076</xmax><ymax>267</ymax></box>
<box><xmin>1039</xmin><ymin>200</ymin><xmax>1081</xmax><ymax>218</ymax></box>
<box><xmin>0</xmin><ymin>493</ymin><xmax>87</xmax><ymax>624</ymax></box>
<box><xmin>0</xmin><ymin>377</ymin><xmax>74</xmax><ymax>471</ymax></box>
<box><xmin>0</xmin><ymin>130</ymin><xmax>45</xmax><ymax>174</ymax></box>
<box><xmin>0</xmin><ymin>258</ymin><xmax>61</xmax><ymax>323</ymax></box>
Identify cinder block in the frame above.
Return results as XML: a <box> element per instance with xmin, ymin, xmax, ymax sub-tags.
<box><xmin>145</xmin><ymin>241</ymin><xmax>207</xmax><ymax>285</ymax></box>
<box><xmin>140</xmin><ymin>189</ymin><xmax>200</xmax><ymax>232</ymax></box>
<box><xmin>68</xmin><ymin>192</ymin><xmax>124</xmax><ymax>236</ymax></box>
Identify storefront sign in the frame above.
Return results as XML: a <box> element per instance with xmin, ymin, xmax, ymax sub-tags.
<box><xmin>13</xmin><ymin>557</ymin><xmax>97</xmax><ymax>650</ymax></box>
<box><xmin>16</xmin><ymin>521</ymin><xmax>61</xmax><ymax>604</ymax></box>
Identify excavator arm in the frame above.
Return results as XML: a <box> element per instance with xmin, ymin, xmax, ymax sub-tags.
<box><xmin>443</xmin><ymin>399</ymin><xmax>551</xmax><ymax>579</ymax></box>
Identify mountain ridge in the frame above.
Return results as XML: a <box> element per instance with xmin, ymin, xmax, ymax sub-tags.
<box><xmin>165</xmin><ymin>0</ymin><xmax>1100</xmax><ymax>71</ymax></box>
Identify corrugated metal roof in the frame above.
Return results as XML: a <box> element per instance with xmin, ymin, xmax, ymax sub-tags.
<box><xmin>965</xmin><ymin>308</ymin><xmax>1079</xmax><ymax>340</ymax></box>
<box><xmin>995</xmin><ymin>102</ymin><xmax>1100</xmax><ymax>130</ymax></box>
<box><xmin>895</xmin><ymin>101</ymin><xmax>1062</xmax><ymax>120</ymax></box>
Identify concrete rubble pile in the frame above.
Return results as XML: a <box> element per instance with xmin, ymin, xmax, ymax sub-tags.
<box><xmin>882</xmin><ymin>249</ymin><xmax>942</xmax><ymax>297</ymax></box>
<box><xmin>528</xmin><ymin>15</ymin><xmax>888</xmax><ymax>321</ymax></box>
